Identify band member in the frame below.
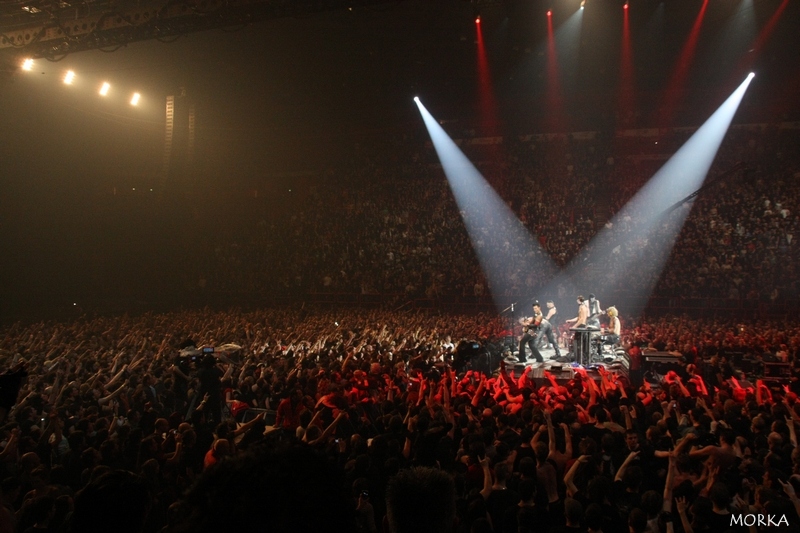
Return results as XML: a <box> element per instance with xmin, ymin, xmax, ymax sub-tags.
<box><xmin>519</xmin><ymin>302</ymin><xmax>544</xmax><ymax>363</ymax></box>
<box><xmin>586</xmin><ymin>294</ymin><xmax>603</xmax><ymax>330</ymax></box>
<box><xmin>537</xmin><ymin>300</ymin><xmax>558</xmax><ymax>349</ymax></box>
<box><xmin>565</xmin><ymin>296</ymin><xmax>590</xmax><ymax>364</ymax></box>
<box><xmin>533</xmin><ymin>302</ymin><xmax>562</xmax><ymax>359</ymax></box>
<box><xmin>544</xmin><ymin>300</ymin><xmax>557</xmax><ymax>323</ymax></box>
<box><xmin>604</xmin><ymin>307</ymin><xmax>620</xmax><ymax>346</ymax></box>
<box><xmin>565</xmin><ymin>296</ymin><xmax>589</xmax><ymax>328</ymax></box>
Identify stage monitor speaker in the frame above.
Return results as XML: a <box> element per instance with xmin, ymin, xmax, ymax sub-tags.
<box><xmin>764</xmin><ymin>362</ymin><xmax>791</xmax><ymax>382</ymax></box>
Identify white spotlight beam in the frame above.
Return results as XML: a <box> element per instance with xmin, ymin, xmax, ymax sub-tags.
<box><xmin>547</xmin><ymin>74</ymin><xmax>755</xmax><ymax>316</ymax></box>
<box><xmin>415</xmin><ymin>98</ymin><xmax>558</xmax><ymax>310</ymax></box>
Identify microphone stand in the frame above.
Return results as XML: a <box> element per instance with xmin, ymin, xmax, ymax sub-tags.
<box><xmin>501</xmin><ymin>303</ymin><xmax>516</xmax><ymax>359</ymax></box>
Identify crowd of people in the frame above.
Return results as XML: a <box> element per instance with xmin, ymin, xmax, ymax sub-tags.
<box><xmin>2</xmin><ymin>307</ymin><xmax>800</xmax><ymax>532</ymax></box>
<box><xmin>187</xmin><ymin>125</ymin><xmax>800</xmax><ymax>306</ymax></box>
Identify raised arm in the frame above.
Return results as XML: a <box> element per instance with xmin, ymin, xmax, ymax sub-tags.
<box><xmin>564</xmin><ymin>455</ymin><xmax>589</xmax><ymax>497</ymax></box>
<box><xmin>675</xmin><ymin>497</ymin><xmax>693</xmax><ymax>533</ymax></box>
<box><xmin>308</xmin><ymin>412</ymin><xmax>346</xmax><ymax>446</ymax></box>
<box><xmin>546</xmin><ymin>411</ymin><xmax>557</xmax><ymax>458</ymax></box>
<box><xmin>560</xmin><ymin>423</ymin><xmax>573</xmax><ymax>459</ymax></box>
<box><xmin>614</xmin><ymin>450</ymin><xmax>640</xmax><ymax>483</ymax></box>
<box><xmin>787</xmin><ymin>416</ymin><xmax>798</xmax><ymax>449</ymax></box>
<box><xmin>479</xmin><ymin>457</ymin><xmax>493</xmax><ymax>500</ymax></box>
<box><xmin>663</xmin><ymin>454</ymin><xmax>676</xmax><ymax>512</ymax></box>
<box><xmin>780</xmin><ymin>479</ymin><xmax>800</xmax><ymax>520</ymax></box>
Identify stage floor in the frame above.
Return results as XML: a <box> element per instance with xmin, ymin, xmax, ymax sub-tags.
<box><xmin>502</xmin><ymin>344</ymin><xmax>630</xmax><ymax>377</ymax></box>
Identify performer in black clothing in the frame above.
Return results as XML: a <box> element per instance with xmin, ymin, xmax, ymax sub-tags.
<box><xmin>537</xmin><ymin>300</ymin><xmax>559</xmax><ymax>349</ymax></box>
<box><xmin>586</xmin><ymin>294</ymin><xmax>603</xmax><ymax>329</ymax></box>
<box><xmin>519</xmin><ymin>303</ymin><xmax>544</xmax><ymax>363</ymax></box>
<box><xmin>544</xmin><ymin>300</ymin><xmax>557</xmax><ymax>325</ymax></box>
<box><xmin>533</xmin><ymin>302</ymin><xmax>562</xmax><ymax>359</ymax></box>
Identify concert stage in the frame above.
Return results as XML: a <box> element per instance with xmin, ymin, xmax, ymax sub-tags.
<box><xmin>501</xmin><ymin>344</ymin><xmax>631</xmax><ymax>386</ymax></box>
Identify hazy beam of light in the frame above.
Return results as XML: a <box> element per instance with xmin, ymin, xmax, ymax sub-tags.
<box><xmin>657</xmin><ymin>0</ymin><xmax>709</xmax><ymax>127</ymax></box>
<box><xmin>415</xmin><ymin>98</ymin><xmax>558</xmax><ymax>309</ymax></box>
<box><xmin>475</xmin><ymin>19</ymin><xmax>499</xmax><ymax>136</ymax></box>
<box><xmin>735</xmin><ymin>0</ymin><xmax>789</xmax><ymax>79</ymax></box>
<box><xmin>547</xmin><ymin>74</ymin><xmax>755</xmax><ymax>317</ymax></box>
<box><xmin>546</xmin><ymin>8</ymin><xmax>583</xmax><ymax>132</ymax></box>
<box><xmin>545</xmin><ymin>12</ymin><xmax>563</xmax><ymax>133</ymax></box>
<box><xmin>703</xmin><ymin>0</ymin><xmax>757</xmax><ymax>86</ymax></box>
<box><xmin>617</xmin><ymin>4</ymin><xmax>635</xmax><ymax>127</ymax></box>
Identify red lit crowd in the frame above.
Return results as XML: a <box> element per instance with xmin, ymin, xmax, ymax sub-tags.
<box><xmin>2</xmin><ymin>307</ymin><xmax>800</xmax><ymax>532</ymax></box>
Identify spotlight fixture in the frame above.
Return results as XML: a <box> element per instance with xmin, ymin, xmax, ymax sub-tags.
<box><xmin>99</xmin><ymin>82</ymin><xmax>110</xmax><ymax>96</ymax></box>
<box><xmin>21</xmin><ymin>58</ymin><xmax>34</xmax><ymax>71</ymax></box>
<box><xmin>475</xmin><ymin>16</ymin><xmax>481</xmax><ymax>23</ymax></box>
<box><xmin>63</xmin><ymin>70</ymin><xmax>75</xmax><ymax>85</ymax></box>
<box><xmin>130</xmin><ymin>92</ymin><xmax>141</xmax><ymax>106</ymax></box>
<box><xmin>547</xmin><ymin>9</ymin><xmax>552</xmax><ymax>16</ymax></box>
<box><xmin>624</xmin><ymin>2</ymin><xmax>628</xmax><ymax>9</ymax></box>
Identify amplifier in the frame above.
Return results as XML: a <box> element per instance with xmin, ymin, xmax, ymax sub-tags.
<box><xmin>763</xmin><ymin>362</ymin><xmax>791</xmax><ymax>381</ymax></box>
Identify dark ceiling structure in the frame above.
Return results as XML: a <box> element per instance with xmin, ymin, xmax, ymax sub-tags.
<box><xmin>0</xmin><ymin>0</ymin><xmax>406</xmax><ymax>59</ymax></box>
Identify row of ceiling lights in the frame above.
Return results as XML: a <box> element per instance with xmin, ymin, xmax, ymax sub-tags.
<box><xmin>21</xmin><ymin>58</ymin><xmax>142</xmax><ymax>106</ymax></box>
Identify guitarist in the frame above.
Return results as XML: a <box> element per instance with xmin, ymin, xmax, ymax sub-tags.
<box><xmin>586</xmin><ymin>294</ymin><xmax>603</xmax><ymax>330</ymax></box>
<box><xmin>533</xmin><ymin>302</ymin><xmax>562</xmax><ymax>360</ymax></box>
<box><xmin>518</xmin><ymin>302</ymin><xmax>544</xmax><ymax>363</ymax></box>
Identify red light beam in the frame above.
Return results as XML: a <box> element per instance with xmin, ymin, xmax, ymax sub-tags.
<box><xmin>657</xmin><ymin>0</ymin><xmax>709</xmax><ymax>127</ymax></box>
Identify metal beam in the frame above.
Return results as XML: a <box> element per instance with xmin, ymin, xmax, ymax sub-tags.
<box><xmin>0</xmin><ymin>0</ymin><xmax>398</xmax><ymax>59</ymax></box>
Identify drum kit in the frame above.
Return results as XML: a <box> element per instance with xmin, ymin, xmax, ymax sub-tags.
<box><xmin>568</xmin><ymin>326</ymin><xmax>617</xmax><ymax>366</ymax></box>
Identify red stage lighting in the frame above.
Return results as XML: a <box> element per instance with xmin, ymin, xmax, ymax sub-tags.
<box><xmin>623</xmin><ymin>3</ymin><xmax>628</xmax><ymax>10</ymax></box>
<box><xmin>547</xmin><ymin>10</ymin><xmax>552</xmax><ymax>16</ymax></box>
<box><xmin>475</xmin><ymin>16</ymin><xmax>481</xmax><ymax>24</ymax></box>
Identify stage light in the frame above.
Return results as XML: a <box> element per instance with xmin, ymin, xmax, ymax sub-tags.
<box><xmin>413</xmin><ymin>96</ymin><xmax>420</xmax><ymax>103</ymax></box>
<box><xmin>748</xmin><ymin>72</ymin><xmax>755</xmax><ymax>79</ymax></box>
<box><xmin>414</xmin><ymin>98</ymin><xmax>557</xmax><ymax>311</ymax></box>
<box><xmin>547</xmin><ymin>10</ymin><xmax>552</xmax><ymax>16</ymax></box>
<box><xmin>63</xmin><ymin>70</ymin><xmax>75</xmax><ymax>85</ymax></box>
<box><xmin>624</xmin><ymin>3</ymin><xmax>628</xmax><ymax>10</ymax></box>
<box><xmin>546</xmin><ymin>74</ymin><xmax>755</xmax><ymax>318</ymax></box>
<box><xmin>475</xmin><ymin>16</ymin><xmax>481</xmax><ymax>23</ymax></box>
<box><xmin>21</xmin><ymin>58</ymin><xmax>34</xmax><ymax>71</ymax></box>
<box><xmin>130</xmin><ymin>92</ymin><xmax>141</xmax><ymax>106</ymax></box>
<box><xmin>99</xmin><ymin>82</ymin><xmax>110</xmax><ymax>96</ymax></box>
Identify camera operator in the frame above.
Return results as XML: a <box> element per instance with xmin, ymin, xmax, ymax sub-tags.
<box><xmin>196</xmin><ymin>355</ymin><xmax>223</xmax><ymax>425</ymax></box>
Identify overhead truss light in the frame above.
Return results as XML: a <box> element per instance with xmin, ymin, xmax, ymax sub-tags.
<box><xmin>130</xmin><ymin>92</ymin><xmax>141</xmax><ymax>106</ymax></box>
<box><xmin>21</xmin><ymin>58</ymin><xmax>34</xmax><ymax>71</ymax></box>
<box><xmin>99</xmin><ymin>82</ymin><xmax>110</xmax><ymax>96</ymax></box>
<box><xmin>63</xmin><ymin>70</ymin><xmax>75</xmax><ymax>84</ymax></box>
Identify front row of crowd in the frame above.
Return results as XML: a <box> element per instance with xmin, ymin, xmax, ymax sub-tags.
<box><xmin>0</xmin><ymin>308</ymin><xmax>799</xmax><ymax>533</ymax></box>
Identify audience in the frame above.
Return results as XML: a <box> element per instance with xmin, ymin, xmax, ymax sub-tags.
<box><xmin>0</xmin><ymin>306</ymin><xmax>799</xmax><ymax>532</ymax></box>
<box><xmin>0</xmin><ymin>125</ymin><xmax>799</xmax><ymax>533</ymax></box>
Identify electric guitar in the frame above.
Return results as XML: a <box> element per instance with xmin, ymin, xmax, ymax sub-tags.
<box><xmin>521</xmin><ymin>314</ymin><xmax>543</xmax><ymax>333</ymax></box>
